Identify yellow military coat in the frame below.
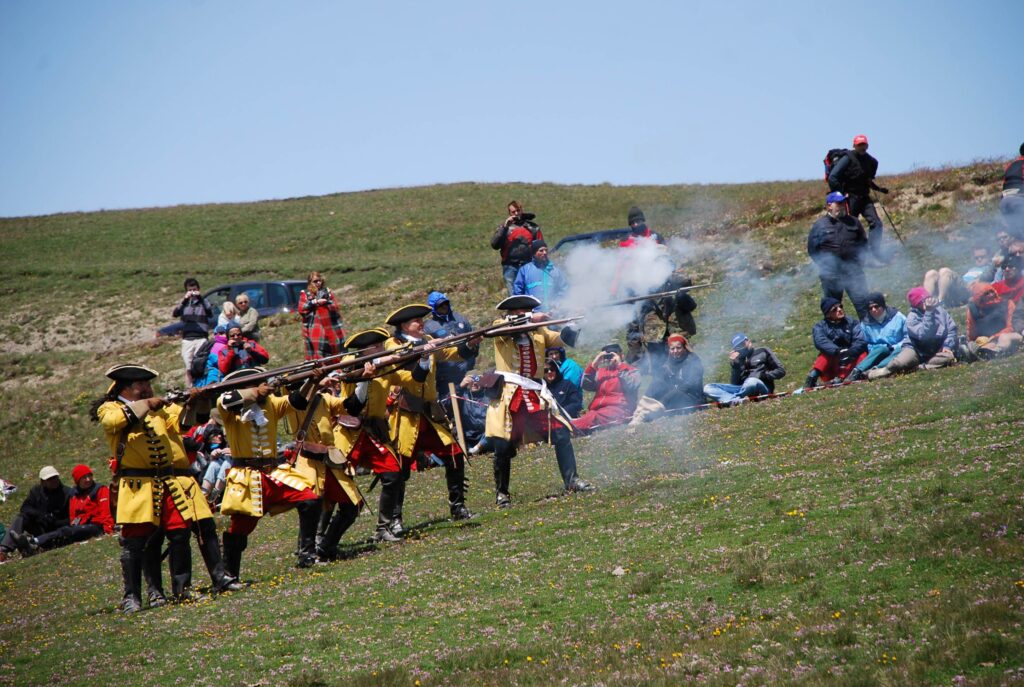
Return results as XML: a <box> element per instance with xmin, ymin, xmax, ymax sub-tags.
<box><xmin>383</xmin><ymin>337</ymin><xmax>462</xmax><ymax>458</ymax></box>
<box><xmin>284</xmin><ymin>393</ymin><xmax>362</xmax><ymax>507</ymax></box>
<box><xmin>218</xmin><ymin>393</ymin><xmax>316</xmax><ymax>517</ymax></box>
<box><xmin>484</xmin><ymin>323</ymin><xmax>566</xmax><ymax>441</ymax></box>
<box><xmin>98</xmin><ymin>400</ymin><xmax>213</xmax><ymax>525</ymax></box>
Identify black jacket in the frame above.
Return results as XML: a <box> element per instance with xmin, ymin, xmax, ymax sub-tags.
<box><xmin>730</xmin><ymin>347</ymin><xmax>786</xmax><ymax>393</ymax></box>
<box><xmin>828</xmin><ymin>151</ymin><xmax>879</xmax><ymax>196</ymax></box>
<box><xmin>645</xmin><ymin>353</ymin><xmax>705</xmax><ymax>409</ymax></box>
<box><xmin>548</xmin><ymin>375</ymin><xmax>583</xmax><ymax>418</ymax></box>
<box><xmin>20</xmin><ymin>483</ymin><xmax>74</xmax><ymax>531</ymax></box>
<box><xmin>812</xmin><ymin>317</ymin><xmax>867</xmax><ymax>357</ymax></box>
<box><xmin>808</xmin><ymin>214</ymin><xmax>868</xmax><ymax>263</ymax></box>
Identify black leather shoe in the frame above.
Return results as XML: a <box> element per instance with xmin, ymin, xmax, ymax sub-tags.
<box><xmin>495</xmin><ymin>492</ymin><xmax>511</xmax><ymax>509</ymax></box>
<box><xmin>566</xmin><ymin>479</ymin><xmax>595</xmax><ymax>493</ymax></box>
<box><xmin>451</xmin><ymin>505</ymin><xmax>474</xmax><ymax>521</ymax></box>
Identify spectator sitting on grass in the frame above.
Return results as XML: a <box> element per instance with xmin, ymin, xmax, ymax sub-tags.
<box><xmin>846</xmin><ymin>292</ymin><xmax>908</xmax><ymax>382</ymax></box>
<box><xmin>965</xmin><ymin>283</ymin><xmax>1021</xmax><ymax>359</ymax></box>
<box><xmin>868</xmin><ymin>287</ymin><xmax>957</xmax><ymax>379</ymax></box>
<box><xmin>544</xmin><ymin>359</ymin><xmax>583</xmax><ymax>419</ymax></box>
<box><xmin>923</xmin><ymin>245</ymin><xmax>994</xmax><ymax>308</ymax></box>
<box><xmin>575</xmin><ymin>343</ymin><xmax>642</xmax><ymax>432</ymax></box>
<box><xmin>630</xmin><ymin>333</ymin><xmax>704</xmax><ymax>426</ymax></box>
<box><xmin>29</xmin><ymin>464</ymin><xmax>113</xmax><ymax>553</ymax></box>
<box><xmin>703</xmin><ymin>333</ymin><xmax>785</xmax><ymax>404</ymax></box>
<box><xmin>546</xmin><ymin>347</ymin><xmax>584</xmax><ymax>389</ymax></box>
<box><xmin>801</xmin><ymin>297</ymin><xmax>867</xmax><ymax>389</ymax></box>
<box><xmin>0</xmin><ymin>466</ymin><xmax>73</xmax><ymax>562</ymax></box>
<box><xmin>992</xmin><ymin>255</ymin><xmax>1024</xmax><ymax>304</ymax></box>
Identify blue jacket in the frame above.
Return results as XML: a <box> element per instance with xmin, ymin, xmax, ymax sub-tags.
<box><xmin>906</xmin><ymin>306</ymin><xmax>958</xmax><ymax>359</ymax></box>
<box><xmin>559</xmin><ymin>358</ymin><xmax>584</xmax><ymax>389</ymax></box>
<box><xmin>512</xmin><ymin>259</ymin><xmax>568</xmax><ymax>311</ymax></box>
<box><xmin>423</xmin><ymin>308</ymin><xmax>475</xmax><ymax>393</ymax></box>
<box><xmin>860</xmin><ymin>306</ymin><xmax>909</xmax><ymax>351</ymax></box>
<box><xmin>812</xmin><ymin>316</ymin><xmax>867</xmax><ymax>357</ymax></box>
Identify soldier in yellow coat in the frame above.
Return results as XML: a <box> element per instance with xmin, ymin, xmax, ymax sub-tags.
<box><xmin>216</xmin><ymin>368</ymin><xmax>321</xmax><ymax>575</ymax></box>
<box><xmin>91</xmin><ymin>364</ymin><xmax>240</xmax><ymax>613</ymax></box>
<box><xmin>382</xmin><ymin>304</ymin><xmax>482</xmax><ymax>538</ymax></box>
<box><xmin>485</xmin><ymin>295</ymin><xmax>594</xmax><ymax>508</ymax></box>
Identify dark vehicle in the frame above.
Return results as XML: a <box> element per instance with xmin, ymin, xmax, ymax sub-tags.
<box><xmin>157</xmin><ymin>280</ymin><xmax>307</xmax><ymax>337</ymax></box>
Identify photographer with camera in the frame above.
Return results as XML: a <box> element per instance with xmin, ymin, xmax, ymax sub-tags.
<box><xmin>216</xmin><ymin>324</ymin><xmax>270</xmax><ymax>377</ymax></box>
<box><xmin>491</xmin><ymin>200</ymin><xmax>544</xmax><ymax>295</ymax></box>
<box><xmin>171</xmin><ymin>277</ymin><xmax>215</xmax><ymax>387</ymax></box>
<box><xmin>298</xmin><ymin>271</ymin><xmax>345</xmax><ymax>360</ymax></box>
<box><xmin>574</xmin><ymin>343</ymin><xmax>642</xmax><ymax>433</ymax></box>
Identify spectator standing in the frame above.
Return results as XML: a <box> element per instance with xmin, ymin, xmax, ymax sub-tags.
<box><xmin>847</xmin><ymin>292</ymin><xmax>908</xmax><ymax>381</ymax></box>
<box><xmin>802</xmin><ymin>297</ymin><xmax>868</xmax><ymax>389</ymax></box>
<box><xmin>808</xmin><ymin>191</ymin><xmax>871</xmax><ymax>319</ymax></box>
<box><xmin>630</xmin><ymin>333</ymin><xmax>705</xmax><ymax>425</ymax></box>
<box><xmin>31</xmin><ymin>464</ymin><xmax>113</xmax><ymax>552</ymax></box>
<box><xmin>172</xmin><ymin>277</ymin><xmax>215</xmax><ymax>387</ymax></box>
<box><xmin>828</xmin><ymin>134</ymin><xmax>889</xmax><ymax>260</ymax></box>
<box><xmin>217</xmin><ymin>325</ymin><xmax>270</xmax><ymax>377</ymax></box>
<box><xmin>491</xmin><ymin>200</ymin><xmax>543</xmax><ymax>295</ymax></box>
<box><xmin>703</xmin><ymin>333</ymin><xmax>785</xmax><ymax>404</ymax></box>
<box><xmin>575</xmin><ymin>343</ymin><xmax>642</xmax><ymax>432</ymax></box>
<box><xmin>1001</xmin><ymin>142</ymin><xmax>1024</xmax><ymax>236</ymax></box>
<box><xmin>869</xmin><ymin>287</ymin><xmax>957</xmax><ymax>379</ymax></box>
<box><xmin>298</xmin><ymin>271</ymin><xmax>345</xmax><ymax>360</ymax></box>
<box><xmin>423</xmin><ymin>291</ymin><xmax>476</xmax><ymax>400</ymax></box>
<box><xmin>513</xmin><ymin>240</ymin><xmax>569</xmax><ymax>313</ymax></box>
<box><xmin>234</xmin><ymin>294</ymin><xmax>260</xmax><ymax>340</ymax></box>
<box><xmin>0</xmin><ymin>466</ymin><xmax>73</xmax><ymax>561</ymax></box>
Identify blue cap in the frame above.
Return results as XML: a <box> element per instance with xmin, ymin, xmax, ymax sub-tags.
<box><xmin>825</xmin><ymin>191</ymin><xmax>847</xmax><ymax>205</ymax></box>
<box><xmin>427</xmin><ymin>291</ymin><xmax>449</xmax><ymax>309</ymax></box>
<box><xmin>730</xmin><ymin>333</ymin><xmax>749</xmax><ymax>350</ymax></box>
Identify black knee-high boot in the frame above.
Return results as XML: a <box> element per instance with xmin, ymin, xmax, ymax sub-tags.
<box><xmin>222</xmin><ymin>531</ymin><xmax>247</xmax><ymax>581</ymax></box>
<box><xmin>193</xmin><ymin>518</ymin><xmax>242</xmax><ymax>592</ymax></box>
<box><xmin>119</xmin><ymin>536</ymin><xmax>146</xmax><ymax>613</ymax></box>
<box><xmin>446</xmin><ymin>459</ymin><xmax>473</xmax><ymax>520</ymax></box>
<box><xmin>317</xmin><ymin>502</ymin><xmax>360</xmax><ymax>560</ymax></box>
<box><xmin>166</xmin><ymin>528</ymin><xmax>193</xmax><ymax>600</ymax></box>
<box><xmin>374</xmin><ymin>472</ymin><xmax>402</xmax><ymax>542</ymax></box>
<box><xmin>142</xmin><ymin>530</ymin><xmax>167</xmax><ymax>607</ymax></box>
<box><xmin>295</xmin><ymin>498</ymin><xmax>321</xmax><ymax>568</ymax></box>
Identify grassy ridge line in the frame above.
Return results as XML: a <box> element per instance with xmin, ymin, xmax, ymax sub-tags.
<box><xmin>1</xmin><ymin>357</ymin><xmax>1021</xmax><ymax>686</ymax></box>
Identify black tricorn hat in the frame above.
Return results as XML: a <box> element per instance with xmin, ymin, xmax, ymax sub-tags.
<box><xmin>496</xmin><ymin>295</ymin><xmax>541</xmax><ymax>311</ymax></box>
<box><xmin>344</xmin><ymin>327</ymin><xmax>391</xmax><ymax>350</ymax></box>
<box><xmin>105</xmin><ymin>363</ymin><xmax>158</xmax><ymax>383</ymax></box>
<box><xmin>385</xmin><ymin>304</ymin><xmax>431</xmax><ymax>326</ymax></box>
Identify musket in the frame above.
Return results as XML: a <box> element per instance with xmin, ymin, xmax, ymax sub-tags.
<box><xmin>481</xmin><ymin>315</ymin><xmax>583</xmax><ymax>339</ymax></box>
<box><xmin>594</xmin><ymin>282</ymin><xmax>719</xmax><ymax>308</ymax></box>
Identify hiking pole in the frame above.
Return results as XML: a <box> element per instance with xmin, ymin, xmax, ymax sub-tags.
<box><xmin>874</xmin><ymin>197</ymin><xmax>906</xmax><ymax>246</ymax></box>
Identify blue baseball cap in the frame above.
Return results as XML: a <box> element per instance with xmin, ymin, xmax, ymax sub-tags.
<box><xmin>730</xmin><ymin>333</ymin><xmax>749</xmax><ymax>350</ymax></box>
<box><xmin>825</xmin><ymin>191</ymin><xmax>847</xmax><ymax>205</ymax></box>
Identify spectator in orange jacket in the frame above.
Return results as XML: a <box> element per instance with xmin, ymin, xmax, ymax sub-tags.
<box><xmin>24</xmin><ymin>465</ymin><xmax>113</xmax><ymax>553</ymax></box>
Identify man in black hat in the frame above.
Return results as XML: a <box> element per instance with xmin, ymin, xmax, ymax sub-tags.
<box><xmin>620</xmin><ymin>206</ymin><xmax>664</xmax><ymax>247</ymax></box>
<box><xmin>491</xmin><ymin>200</ymin><xmax>544</xmax><ymax>295</ymax></box>
<box><xmin>90</xmin><ymin>364</ymin><xmax>240</xmax><ymax>613</ymax></box>
<box><xmin>484</xmin><ymin>295</ymin><xmax>593</xmax><ymax>508</ymax></box>
<box><xmin>382</xmin><ymin>304</ymin><xmax>482</xmax><ymax>536</ymax></box>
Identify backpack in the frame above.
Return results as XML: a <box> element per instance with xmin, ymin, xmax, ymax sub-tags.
<box><xmin>189</xmin><ymin>339</ymin><xmax>216</xmax><ymax>382</ymax></box>
<box><xmin>505</xmin><ymin>224</ymin><xmax>538</xmax><ymax>265</ymax></box>
<box><xmin>823</xmin><ymin>148</ymin><xmax>849</xmax><ymax>181</ymax></box>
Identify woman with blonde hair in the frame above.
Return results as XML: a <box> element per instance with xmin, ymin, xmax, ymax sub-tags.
<box><xmin>217</xmin><ymin>301</ymin><xmax>238</xmax><ymax>328</ymax></box>
<box><xmin>297</xmin><ymin>271</ymin><xmax>345</xmax><ymax>360</ymax></box>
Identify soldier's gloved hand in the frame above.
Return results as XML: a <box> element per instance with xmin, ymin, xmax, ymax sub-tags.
<box><xmin>837</xmin><ymin>348</ymin><xmax>855</xmax><ymax>365</ymax></box>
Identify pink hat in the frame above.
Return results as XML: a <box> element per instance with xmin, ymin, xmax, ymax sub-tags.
<box><xmin>907</xmin><ymin>287</ymin><xmax>930</xmax><ymax>309</ymax></box>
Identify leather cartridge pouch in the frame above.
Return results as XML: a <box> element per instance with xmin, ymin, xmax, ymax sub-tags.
<box><xmin>396</xmin><ymin>390</ymin><xmax>426</xmax><ymax>415</ymax></box>
<box><xmin>333</xmin><ymin>414</ymin><xmax>362</xmax><ymax>429</ymax></box>
<box><xmin>478</xmin><ymin>372</ymin><xmax>505</xmax><ymax>400</ymax></box>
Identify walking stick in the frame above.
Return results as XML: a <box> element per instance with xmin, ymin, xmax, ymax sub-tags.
<box><xmin>447</xmin><ymin>382</ymin><xmax>469</xmax><ymax>459</ymax></box>
<box><xmin>874</xmin><ymin>197</ymin><xmax>906</xmax><ymax>246</ymax></box>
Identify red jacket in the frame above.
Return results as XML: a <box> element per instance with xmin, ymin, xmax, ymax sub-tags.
<box><xmin>582</xmin><ymin>363</ymin><xmax>641</xmax><ymax>413</ymax></box>
<box><xmin>217</xmin><ymin>339</ymin><xmax>270</xmax><ymax>375</ymax></box>
<box><xmin>992</xmin><ymin>275</ymin><xmax>1024</xmax><ymax>304</ymax></box>
<box><xmin>69</xmin><ymin>484</ymin><xmax>114</xmax><ymax>534</ymax></box>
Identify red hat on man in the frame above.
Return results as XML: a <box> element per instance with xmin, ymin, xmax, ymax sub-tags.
<box><xmin>853</xmin><ymin>134</ymin><xmax>869</xmax><ymax>146</ymax></box>
<box><xmin>71</xmin><ymin>464</ymin><xmax>93</xmax><ymax>483</ymax></box>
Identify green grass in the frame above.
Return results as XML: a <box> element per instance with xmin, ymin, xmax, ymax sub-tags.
<box><xmin>1</xmin><ymin>160</ymin><xmax>1021</xmax><ymax>686</ymax></box>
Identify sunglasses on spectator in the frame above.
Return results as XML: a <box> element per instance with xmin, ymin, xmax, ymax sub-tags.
<box><xmin>868</xmin><ymin>303</ymin><xmax>883</xmax><ymax>310</ymax></box>
<box><xmin>228</xmin><ymin>332</ymin><xmax>243</xmax><ymax>338</ymax></box>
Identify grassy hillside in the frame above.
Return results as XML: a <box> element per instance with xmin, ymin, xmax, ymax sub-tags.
<box><xmin>1</xmin><ymin>161</ymin><xmax>1021</xmax><ymax>686</ymax></box>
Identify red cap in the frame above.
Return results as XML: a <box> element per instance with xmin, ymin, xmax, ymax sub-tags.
<box><xmin>71</xmin><ymin>464</ymin><xmax>93</xmax><ymax>483</ymax></box>
<box><xmin>853</xmin><ymin>134</ymin><xmax>869</xmax><ymax>146</ymax></box>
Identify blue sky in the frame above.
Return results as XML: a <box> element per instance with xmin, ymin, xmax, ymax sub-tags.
<box><xmin>1</xmin><ymin>1</ymin><xmax>1021</xmax><ymax>217</ymax></box>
